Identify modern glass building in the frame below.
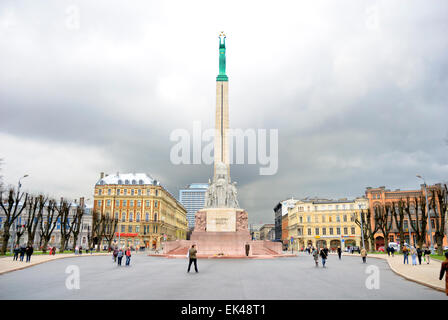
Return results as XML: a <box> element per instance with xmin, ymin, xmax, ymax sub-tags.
<box><xmin>179</xmin><ymin>183</ymin><xmax>209</xmax><ymax>229</ymax></box>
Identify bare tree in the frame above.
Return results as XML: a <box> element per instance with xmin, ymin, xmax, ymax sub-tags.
<box><xmin>405</xmin><ymin>196</ymin><xmax>428</xmax><ymax>248</ymax></box>
<box><xmin>25</xmin><ymin>195</ymin><xmax>47</xmax><ymax>247</ymax></box>
<box><xmin>374</xmin><ymin>203</ymin><xmax>394</xmax><ymax>249</ymax></box>
<box><xmin>354</xmin><ymin>208</ymin><xmax>379</xmax><ymax>252</ymax></box>
<box><xmin>391</xmin><ymin>200</ymin><xmax>406</xmax><ymax>253</ymax></box>
<box><xmin>39</xmin><ymin>200</ymin><xmax>60</xmax><ymax>253</ymax></box>
<box><xmin>88</xmin><ymin>210</ymin><xmax>102</xmax><ymax>251</ymax></box>
<box><xmin>57</xmin><ymin>199</ymin><xmax>76</xmax><ymax>252</ymax></box>
<box><xmin>0</xmin><ymin>187</ymin><xmax>29</xmax><ymax>254</ymax></box>
<box><xmin>100</xmin><ymin>213</ymin><xmax>119</xmax><ymax>250</ymax></box>
<box><xmin>431</xmin><ymin>185</ymin><xmax>447</xmax><ymax>255</ymax></box>
<box><xmin>71</xmin><ymin>201</ymin><xmax>85</xmax><ymax>252</ymax></box>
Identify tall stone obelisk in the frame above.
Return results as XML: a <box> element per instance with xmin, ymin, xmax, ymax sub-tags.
<box><xmin>214</xmin><ymin>32</ymin><xmax>230</xmax><ymax>178</ymax></box>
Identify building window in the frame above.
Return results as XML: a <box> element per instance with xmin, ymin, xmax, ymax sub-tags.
<box><xmin>336</xmin><ymin>205</ymin><xmax>339</xmax><ymax>210</ymax></box>
<box><xmin>136</xmin><ymin>226</ymin><xmax>140</xmax><ymax>233</ymax></box>
<box><xmin>125</xmin><ymin>180</ymin><xmax>129</xmax><ymax>185</ymax></box>
<box><xmin>147</xmin><ymin>189</ymin><xmax>151</xmax><ymax>196</ymax></box>
<box><xmin>337</xmin><ymin>227</ymin><xmax>341</xmax><ymax>235</ymax></box>
<box><xmin>131</xmin><ymin>189</ymin><xmax>134</xmax><ymax>196</ymax></box>
<box><xmin>329</xmin><ymin>228</ymin><xmax>333</xmax><ymax>235</ymax></box>
<box><xmin>122</xmin><ymin>213</ymin><xmax>126</xmax><ymax>222</ymax></box>
<box><xmin>137</xmin><ymin>200</ymin><xmax>141</xmax><ymax>207</ymax></box>
<box><xmin>154</xmin><ymin>213</ymin><xmax>158</xmax><ymax>221</ymax></box>
<box><xmin>123</xmin><ymin>200</ymin><xmax>127</xmax><ymax>207</ymax></box>
<box><xmin>344</xmin><ymin>227</ymin><xmax>348</xmax><ymax>235</ymax></box>
<box><xmin>315</xmin><ymin>228</ymin><xmax>319</xmax><ymax>235</ymax></box>
<box><xmin>97</xmin><ymin>200</ymin><xmax>102</xmax><ymax>207</ymax></box>
<box><xmin>116</xmin><ymin>200</ymin><xmax>119</xmax><ymax>207</ymax></box>
<box><xmin>307</xmin><ymin>216</ymin><xmax>311</xmax><ymax>223</ymax></box>
<box><xmin>115</xmin><ymin>212</ymin><xmax>119</xmax><ymax>220</ymax></box>
<box><xmin>128</xmin><ymin>225</ymin><xmax>133</xmax><ymax>232</ymax></box>
<box><xmin>299</xmin><ymin>216</ymin><xmax>303</xmax><ymax>223</ymax></box>
<box><xmin>98</xmin><ymin>189</ymin><xmax>102</xmax><ymax>196</ymax></box>
<box><xmin>118</xmin><ymin>180</ymin><xmax>122</xmax><ymax>185</ymax></box>
<box><xmin>137</xmin><ymin>213</ymin><xmax>141</xmax><ymax>222</ymax></box>
<box><xmin>138</xmin><ymin>189</ymin><xmax>141</xmax><ymax>195</ymax></box>
<box><xmin>350</xmin><ymin>215</ymin><xmax>355</xmax><ymax>222</ymax></box>
<box><xmin>117</xmin><ymin>189</ymin><xmax>120</xmax><ymax>195</ymax></box>
<box><xmin>132</xmin><ymin>180</ymin><xmax>136</xmax><ymax>185</ymax></box>
<box><xmin>124</xmin><ymin>189</ymin><xmax>127</xmax><ymax>195</ymax></box>
<box><xmin>108</xmin><ymin>189</ymin><xmax>111</xmax><ymax>195</ymax></box>
<box><xmin>329</xmin><ymin>216</ymin><xmax>332</xmax><ymax>222</ymax></box>
<box><xmin>107</xmin><ymin>200</ymin><xmax>111</xmax><ymax>207</ymax></box>
<box><xmin>145</xmin><ymin>213</ymin><xmax>149</xmax><ymax>222</ymax></box>
<box><xmin>130</xmin><ymin>200</ymin><xmax>134</xmax><ymax>207</ymax></box>
<box><xmin>343</xmin><ymin>215</ymin><xmax>347</xmax><ymax>222</ymax></box>
<box><xmin>336</xmin><ymin>216</ymin><xmax>340</xmax><ymax>222</ymax></box>
<box><xmin>155</xmin><ymin>201</ymin><xmax>158</xmax><ymax>208</ymax></box>
<box><xmin>322</xmin><ymin>228</ymin><xmax>326</xmax><ymax>235</ymax></box>
<box><xmin>146</xmin><ymin>200</ymin><xmax>150</xmax><ymax>207</ymax></box>
<box><xmin>322</xmin><ymin>215</ymin><xmax>325</xmax><ymax>223</ymax></box>
<box><xmin>308</xmin><ymin>228</ymin><xmax>312</xmax><ymax>236</ymax></box>
<box><xmin>351</xmin><ymin>227</ymin><xmax>355</xmax><ymax>235</ymax></box>
<box><xmin>121</xmin><ymin>225</ymin><xmax>125</xmax><ymax>232</ymax></box>
<box><xmin>129</xmin><ymin>213</ymin><xmax>133</xmax><ymax>222</ymax></box>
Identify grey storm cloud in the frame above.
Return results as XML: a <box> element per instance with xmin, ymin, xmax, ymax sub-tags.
<box><xmin>1</xmin><ymin>0</ymin><xmax>448</xmax><ymax>224</ymax></box>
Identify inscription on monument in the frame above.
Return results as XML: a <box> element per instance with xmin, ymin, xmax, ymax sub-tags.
<box><xmin>206</xmin><ymin>211</ymin><xmax>236</xmax><ymax>232</ymax></box>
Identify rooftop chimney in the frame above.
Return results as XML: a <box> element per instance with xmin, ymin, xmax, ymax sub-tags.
<box><xmin>100</xmin><ymin>172</ymin><xmax>104</xmax><ymax>179</ymax></box>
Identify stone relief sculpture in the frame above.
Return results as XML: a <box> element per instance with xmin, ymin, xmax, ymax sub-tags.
<box><xmin>195</xmin><ymin>211</ymin><xmax>206</xmax><ymax>231</ymax></box>
<box><xmin>204</xmin><ymin>162</ymin><xmax>240</xmax><ymax>209</ymax></box>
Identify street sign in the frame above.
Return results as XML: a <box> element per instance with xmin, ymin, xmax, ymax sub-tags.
<box><xmin>342</xmin><ymin>239</ymin><xmax>345</xmax><ymax>242</ymax></box>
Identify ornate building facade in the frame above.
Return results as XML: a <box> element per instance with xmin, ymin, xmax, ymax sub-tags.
<box><xmin>93</xmin><ymin>172</ymin><xmax>188</xmax><ymax>249</ymax></box>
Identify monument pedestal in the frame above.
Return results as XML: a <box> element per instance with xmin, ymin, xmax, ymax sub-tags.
<box><xmin>162</xmin><ymin>208</ymin><xmax>283</xmax><ymax>258</ymax></box>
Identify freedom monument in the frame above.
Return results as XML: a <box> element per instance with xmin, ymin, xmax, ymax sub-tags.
<box><xmin>163</xmin><ymin>33</ymin><xmax>282</xmax><ymax>257</ymax></box>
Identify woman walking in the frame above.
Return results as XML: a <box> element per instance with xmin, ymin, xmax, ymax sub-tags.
<box><xmin>411</xmin><ymin>247</ymin><xmax>417</xmax><ymax>266</ymax></box>
<box><xmin>361</xmin><ymin>247</ymin><xmax>367</xmax><ymax>263</ymax></box>
<box><xmin>125</xmin><ymin>247</ymin><xmax>132</xmax><ymax>266</ymax></box>
<box><xmin>117</xmin><ymin>249</ymin><xmax>123</xmax><ymax>266</ymax></box>
<box><xmin>312</xmin><ymin>248</ymin><xmax>319</xmax><ymax>267</ymax></box>
<box><xmin>424</xmin><ymin>247</ymin><xmax>431</xmax><ymax>264</ymax></box>
<box><xmin>25</xmin><ymin>243</ymin><xmax>34</xmax><ymax>263</ymax></box>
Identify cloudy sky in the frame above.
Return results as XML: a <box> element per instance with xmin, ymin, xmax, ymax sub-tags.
<box><xmin>1</xmin><ymin>0</ymin><xmax>447</xmax><ymax>224</ymax></box>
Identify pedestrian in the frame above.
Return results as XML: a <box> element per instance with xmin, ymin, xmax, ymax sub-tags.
<box><xmin>361</xmin><ymin>247</ymin><xmax>367</xmax><ymax>263</ymax></box>
<box><xmin>113</xmin><ymin>247</ymin><xmax>118</xmax><ymax>262</ymax></box>
<box><xmin>19</xmin><ymin>245</ymin><xmax>26</xmax><ymax>262</ymax></box>
<box><xmin>411</xmin><ymin>247</ymin><xmax>417</xmax><ymax>266</ymax></box>
<box><xmin>416</xmin><ymin>246</ymin><xmax>423</xmax><ymax>265</ymax></box>
<box><xmin>125</xmin><ymin>247</ymin><xmax>131</xmax><ymax>266</ymax></box>
<box><xmin>187</xmin><ymin>244</ymin><xmax>198</xmax><ymax>273</ymax></box>
<box><xmin>424</xmin><ymin>247</ymin><xmax>431</xmax><ymax>264</ymax></box>
<box><xmin>403</xmin><ymin>246</ymin><xmax>409</xmax><ymax>264</ymax></box>
<box><xmin>386</xmin><ymin>246</ymin><xmax>390</xmax><ymax>256</ymax></box>
<box><xmin>25</xmin><ymin>243</ymin><xmax>33</xmax><ymax>263</ymax></box>
<box><xmin>245</xmin><ymin>243</ymin><xmax>250</xmax><ymax>257</ymax></box>
<box><xmin>323</xmin><ymin>246</ymin><xmax>329</xmax><ymax>257</ymax></box>
<box><xmin>390</xmin><ymin>246</ymin><xmax>395</xmax><ymax>257</ymax></box>
<box><xmin>319</xmin><ymin>247</ymin><xmax>328</xmax><ymax>268</ymax></box>
<box><xmin>312</xmin><ymin>248</ymin><xmax>319</xmax><ymax>267</ymax></box>
<box><xmin>75</xmin><ymin>246</ymin><xmax>79</xmax><ymax>255</ymax></box>
<box><xmin>79</xmin><ymin>246</ymin><xmax>82</xmax><ymax>254</ymax></box>
<box><xmin>337</xmin><ymin>246</ymin><xmax>342</xmax><ymax>260</ymax></box>
<box><xmin>117</xmin><ymin>249</ymin><xmax>123</xmax><ymax>266</ymax></box>
<box><xmin>439</xmin><ymin>252</ymin><xmax>448</xmax><ymax>296</ymax></box>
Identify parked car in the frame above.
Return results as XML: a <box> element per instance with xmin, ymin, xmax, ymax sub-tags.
<box><xmin>377</xmin><ymin>246</ymin><xmax>385</xmax><ymax>252</ymax></box>
<box><xmin>352</xmin><ymin>246</ymin><xmax>361</xmax><ymax>253</ymax></box>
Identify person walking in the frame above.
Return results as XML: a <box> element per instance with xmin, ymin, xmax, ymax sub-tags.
<box><xmin>52</xmin><ymin>247</ymin><xmax>56</xmax><ymax>255</ymax></box>
<box><xmin>439</xmin><ymin>252</ymin><xmax>448</xmax><ymax>296</ymax></box>
<box><xmin>25</xmin><ymin>243</ymin><xmax>33</xmax><ymax>263</ymax></box>
<box><xmin>361</xmin><ymin>247</ymin><xmax>367</xmax><ymax>263</ymax></box>
<box><xmin>245</xmin><ymin>243</ymin><xmax>250</xmax><ymax>257</ymax></box>
<box><xmin>411</xmin><ymin>247</ymin><xmax>417</xmax><ymax>266</ymax></box>
<box><xmin>386</xmin><ymin>246</ymin><xmax>390</xmax><ymax>256</ymax></box>
<box><xmin>390</xmin><ymin>246</ymin><xmax>395</xmax><ymax>257</ymax></box>
<box><xmin>113</xmin><ymin>247</ymin><xmax>118</xmax><ymax>262</ymax></box>
<box><xmin>125</xmin><ymin>247</ymin><xmax>131</xmax><ymax>266</ymax></box>
<box><xmin>319</xmin><ymin>247</ymin><xmax>328</xmax><ymax>268</ymax></box>
<box><xmin>337</xmin><ymin>246</ymin><xmax>342</xmax><ymax>260</ymax></box>
<box><xmin>424</xmin><ymin>247</ymin><xmax>431</xmax><ymax>264</ymax></box>
<box><xmin>13</xmin><ymin>245</ymin><xmax>20</xmax><ymax>261</ymax></box>
<box><xmin>19</xmin><ymin>245</ymin><xmax>26</xmax><ymax>262</ymax></box>
<box><xmin>187</xmin><ymin>244</ymin><xmax>198</xmax><ymax>273</ymax></box>
<box><xmin>117</xmin><ymin>249</ymin><xmax>123</xmax><ymax>266</ymax></box>
<box><xmin>416</xmin><ymin>246</ymin><xmax>423</xmax><ymax>265</ymax></box>
<box><xmin>312</xmin><ymin>248</ymin><xmax>319</xmax><ymax>267</ymax></box>
<box><xmin>403</xmin><ymin>246</ymin><xmax>409</xmax><ymax>264</ymax></box>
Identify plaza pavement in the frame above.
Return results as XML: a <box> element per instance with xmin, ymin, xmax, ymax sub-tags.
<box><xmin>0</xmin><ymin>252</ymin><xmax>446</xmax><ymax>299</ymax></box>
<box><xmin>341</xmin><ymin>252</ymin><xmax>445</xmax><ymax>292</ymax></box>
<box><xmin>0</xmin><ymin>252</ymin><xmax>110</xmax><ymax>275</ymax></box>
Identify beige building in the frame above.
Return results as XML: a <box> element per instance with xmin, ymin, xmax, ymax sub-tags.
<box><xmin>288</xmin><ymin>197</ymin><xmax>368</xmax><ymax>250</ymax></box>
<box><xmin>93</xmin><ymin>172</ymin><xmax>188</xmax><ymax>249</ymax></box>
<box><xmin>260</xmin><ymin>224</ymin><xmax>275</xmax><ymax>240</ymax></box>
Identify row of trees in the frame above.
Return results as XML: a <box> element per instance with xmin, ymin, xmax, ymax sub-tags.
<box><xmin>354</xmin><ymin>184</ymin><xmax>448</xmax><ymax>255</ymax></box>
<box><xmin>0</xmin><ymin>185</ymin><xmax>119</xmax><ymax>255</ymax></box>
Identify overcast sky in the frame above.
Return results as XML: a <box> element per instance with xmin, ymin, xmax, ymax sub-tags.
<box><xmin>1</xmin><ymin>0</ymin><xmax>447</xmax><ymax>224</ymax></box>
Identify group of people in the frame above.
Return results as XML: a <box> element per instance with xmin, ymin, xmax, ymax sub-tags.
<box><xmin>12</xmin><ymin>244</ymin><xmax>34</xmax><ymax>262</ymax></box>
<box><xmin>112</xmin><ymin>247</ymin><xmax>132</xmax><ymax>266</ymax></box>
<box><xmin>402</xmin><ymin>246</ymin><xmax>432</xmax><ymax>265</ymax></box>
<box><xmin>311</xmin><ymin>245</ymin><xmax>368</xmax><ymax>267</ymax></box>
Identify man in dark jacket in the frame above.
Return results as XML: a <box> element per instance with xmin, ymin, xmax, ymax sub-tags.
<box><xmin>416</xmin><ymin>246</ymin><xmax>423</xmax><ymax>265</ymax></box>
<box><xmin>19</xmin><ymin>245</ymin><xmax>26</xmax><ymax>262</ymax></box>
<box><xmin>187</xmin><ymin>244</ymin><xmax>198</xmax><ymax>273</ymax></box>
<box><xmin>337</xmin><ymin>246</ymin><xmax>342</xmax><ymax>260</ymax></box>
<box><xmin>13</xmin><ymin>245</ymin><xmax>20</xmax><ymax>261</ymax></box>
<box><xmin>25</xmin><ymin>244</ymin><xmax>34</xmax><ymax>263</ymax></box>
<box><xmin>319</xmin><ymin>247</ymin><xmax>328</xmax><ymax>268</ymax></box>
<box><xmin>245</xmin><ymin>243</ymin><xmax>250</xmax><ymax>257</ymax></box>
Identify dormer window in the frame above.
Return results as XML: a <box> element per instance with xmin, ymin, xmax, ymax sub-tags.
<box><xmin>118</xmin><ymin>180</ymin><xmax>123</xmax><ymax>185</ymax></box>
<box><xmin>139</xmin><ymin>180</ymin><xmax>143</xmax><ymax>185</ymax></box>
<box><xmin>125</xmin><ymin>180</ymin><xmax>129</xmax><ymax>185</ymax></box>
<box><xmin>132</xmin><ymin>180</ymin><xmax>136</xmax><ymax>185</ymax></box>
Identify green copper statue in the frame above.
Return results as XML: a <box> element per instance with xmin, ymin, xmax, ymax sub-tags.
<box><xmin>217</xmin><ymin>32</ymin><xmax>228</xmax><ymax>81</ymax></box>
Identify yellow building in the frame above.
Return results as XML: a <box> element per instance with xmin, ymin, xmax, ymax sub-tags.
<box><xmin>93</xmin><ymin>172</ymin><xmax>188</xmax><ymax>249</ymax></box>
<box><xmin>288</xmin><ymin>197</ymin><xmax>368</xmax><ymax>251</ymax></box>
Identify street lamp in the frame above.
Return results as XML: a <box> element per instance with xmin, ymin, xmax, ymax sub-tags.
<box><xmin>416</xmin><ymin>175</ymin><xmax>435</xmax><ymax>254</ymax></box>
<box><xmin>358</xmin><ymin>206</ymin><xmax>365</xmax><ymax>250</ymax></box>
<box><xmin>10</xmin><ymin>174</ymin><xmax>29</xmax><ymax>254</ymax></box>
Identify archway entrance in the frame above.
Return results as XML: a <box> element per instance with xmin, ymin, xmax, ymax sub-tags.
<box><xmin>330</xmin><ymin>239</ymin><xmax>341</xmax><ymax>250</ymax></box>
<box><xmin>316</xmin><ymin>240</ymin><xmax>327</xmax><ymax>248</ymax></box>
<box><xmin>375</xmin><ymin>236</ymin><xmax>384</xmax><ymax>250</ymax></box>
<box><xmin>345</xmin><ymin>239</ymin><xmax>356</xmax><ymax>248</ymax></box>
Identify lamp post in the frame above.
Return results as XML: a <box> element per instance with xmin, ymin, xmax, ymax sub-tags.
<box><xmin>358</xmin><ymin>206</ymin><xmax>365</xmax><ymax>250</ymax></box>
<box><xmin>416</xmin><ymin>175</ymin><xmax>434</xmax><ymax>254</ymax></box>
<box><xmin>10</xmin><ymin>174</ymin><xmax>29</xmax><ymax>255</ymax></box>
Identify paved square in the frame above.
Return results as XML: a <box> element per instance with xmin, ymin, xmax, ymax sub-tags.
<box><xmin>0</xmin><ymin>253</ymin><xmax>446</xmax><ymax>299</ymax></box>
